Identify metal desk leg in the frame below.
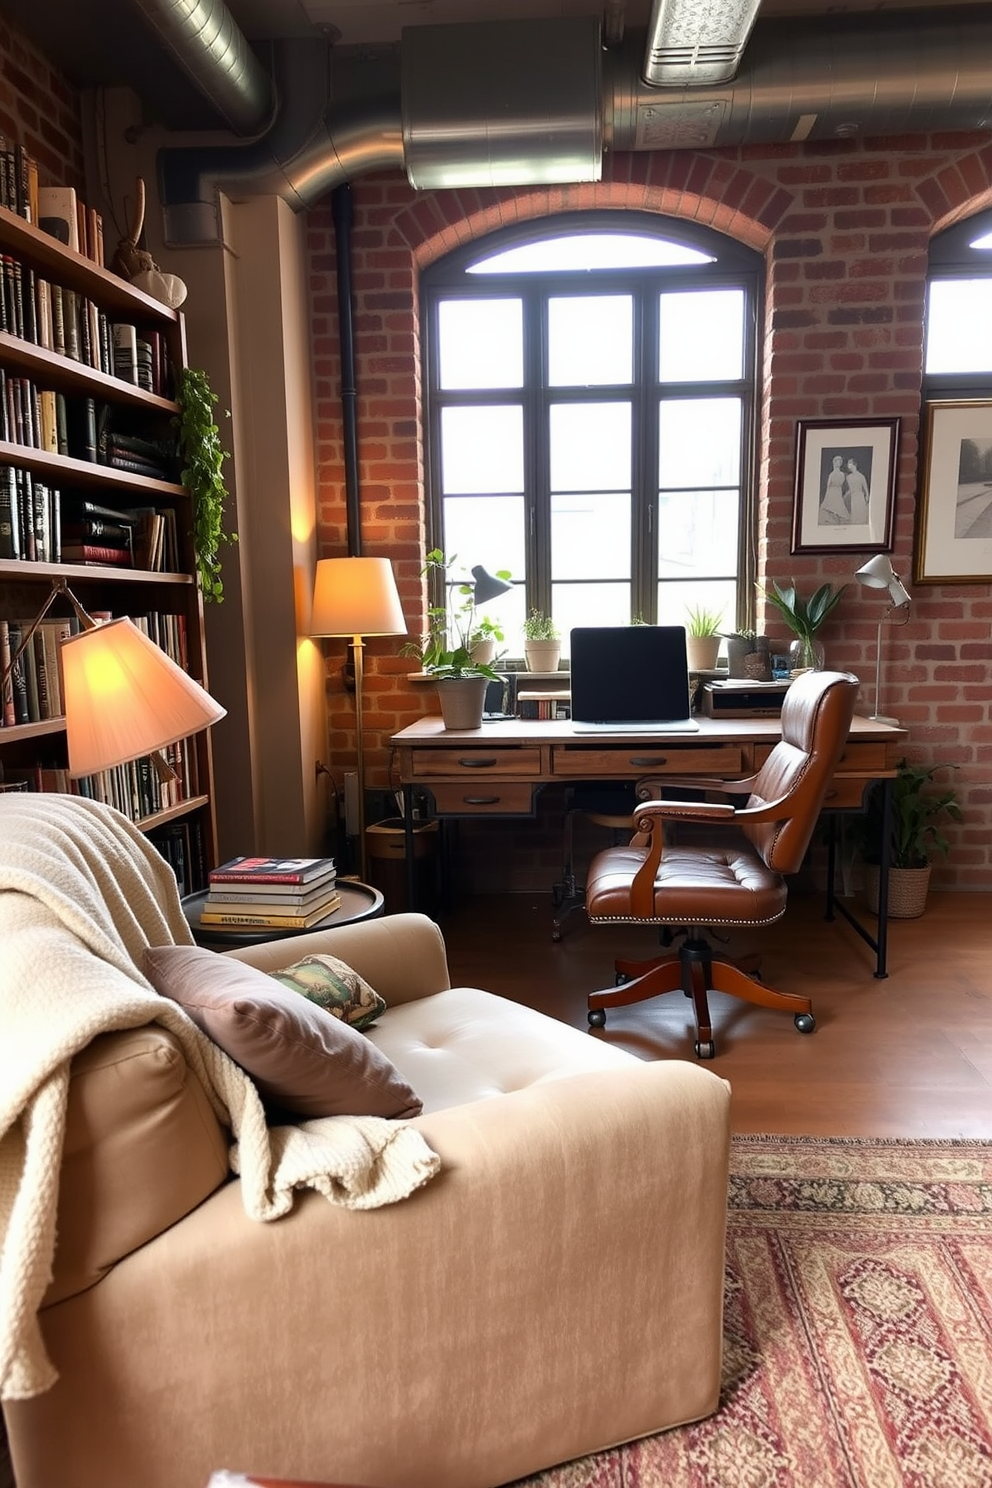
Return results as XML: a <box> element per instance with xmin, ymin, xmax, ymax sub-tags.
<box><xmin>874</xmin><ymin>776</ymin><xmax>892</xmax><ymax>979</ymax></box>
<box><xmin>402</xmin><ymin>785</ymin><xmax>417</xmax><ymax>912</ymax></box>
<box><xmin>825</xmin><ymin>811</ymin><xmax>837</xmax><ymax>922</ymax></box>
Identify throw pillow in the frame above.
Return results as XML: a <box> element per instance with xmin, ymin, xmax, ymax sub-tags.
<box><xmin>270</xmin><ymin>952</ymin><xmax>386</xmax><ymax>1031</ymax></box>
<box><xmin>143</xmin><ymin>945</ymin><xmax>422</xmax><ymax>1121</ymax></box>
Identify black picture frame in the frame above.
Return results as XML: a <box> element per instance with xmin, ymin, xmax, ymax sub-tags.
<box><xmin>792</xmin><ymin>418</ymin><xmax>899</xmax><ymax>555</ymax></box>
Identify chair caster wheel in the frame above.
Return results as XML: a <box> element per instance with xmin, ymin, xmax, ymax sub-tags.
<box><xmin>795</xmin><ymin>1013</ymin><xmax>816</xmax><ymax>1034</ymax></box>
<box><xmin>588</xmin><ymin>1008</ymin><xmax>607</xmax><ymax>1028</ymax></box>
<box><xmin>694</xmin><ymin>1039</ymin><xmax>716</xmax><ymax>1060</ymax></box>
<box><xmin>552</xmin><ymin>928</ymin><xmax>562</xmax><ymax>943</ymax></box>
<box><xmin>615</xmin><ymin>972</ymin><xmax>629</xmax><ymax>986</ymax></box>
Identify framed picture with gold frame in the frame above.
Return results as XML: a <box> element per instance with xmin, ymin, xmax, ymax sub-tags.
<box><xmin>915</xmin><ymin>400</ymin><xmax>992</xmax><ymax>583</ymax></box>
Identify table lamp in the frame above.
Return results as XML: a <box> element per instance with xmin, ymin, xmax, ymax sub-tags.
<box><xmin>470</xmin><ymin>565</ymin><xmax>513</xmax><ymax>605</ymax></box>
<box><xmin>855</xmin><ymin>554</ymin><xmax>911</xmax><ymax>727</ymax></box>
<box><xmin>310</xmin><ymin>556</ymin><xmax>407</xmax><ymax>879</ymax></box>
<box><xmin>1</xmin><ymin>577</ymin><xmax>226</xmax><ymax>781</ymax></box>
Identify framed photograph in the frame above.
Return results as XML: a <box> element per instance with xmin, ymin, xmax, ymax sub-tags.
<box><xmin>915</xmin><ymin>400</ymin><xmax>992</xmax><ymax>584</ymax></box>
<box><xmin>792</xmin><ymin>418</ymin><xmax>899</xmax><ymax>554</ymax></box>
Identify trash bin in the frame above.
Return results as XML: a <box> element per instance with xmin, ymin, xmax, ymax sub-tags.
<box><xmin>365</xmin><ymin>817</ymin><xmax>439</xmax><ymax>915</ymax></box>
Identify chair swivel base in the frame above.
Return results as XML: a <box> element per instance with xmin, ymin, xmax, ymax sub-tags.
<box><xmin>587</xmin><ymin>935</ymin><xmax>816</xmax><ymax>1059</ymax></box>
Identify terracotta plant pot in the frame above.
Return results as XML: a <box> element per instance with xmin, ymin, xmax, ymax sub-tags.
<box><xmin>685</xmin><ymin>635</ymin><xmax>721</xmax><ymax>672</ymax></box>
<box><xmin>436</xmin><ymin>675</ymin><xmax>488</xmax><ymax>730</ymax></box>
<box><xmin>524</xmin><ymin>640</ymin><xmax>561</xmax><ymax>673</ymax></box>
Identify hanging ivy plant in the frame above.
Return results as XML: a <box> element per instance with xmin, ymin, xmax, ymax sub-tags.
<box><xmin>174</xmin><ymin>366</ymin><xmax>238</xmax><ymax>602</ymax></box>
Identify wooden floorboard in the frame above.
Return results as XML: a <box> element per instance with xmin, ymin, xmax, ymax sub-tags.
<box><xmin>433</xmin><ymin>888</ymin><xmax>992</xmax><ymax>1139</ymax></box>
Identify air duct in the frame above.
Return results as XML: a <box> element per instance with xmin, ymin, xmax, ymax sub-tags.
<box><xmin>642</xmin><ymin>0</ymin><xmax>762</xmax><ymax>88</ymax></box>
<box><xmin>131</xmin><ymin>0</ymin><xmax>274</xmax><ymax>136</ymax></box>
<box><xmin>154</xmin><ymin>6</ymin><xmax>992</xmax><ymax>245</ymax></box>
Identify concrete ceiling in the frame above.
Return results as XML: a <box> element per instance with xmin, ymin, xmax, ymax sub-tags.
<box><xmin>0</xmin><ymin>0</ymin><xmax>989</xmax><ymax>132</ymax></box>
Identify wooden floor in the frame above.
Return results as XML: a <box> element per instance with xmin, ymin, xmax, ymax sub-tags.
<box><xmin>434</xmin><ymin>888</ymin><xmax>992</xmax><ymax>1139</ymax></box>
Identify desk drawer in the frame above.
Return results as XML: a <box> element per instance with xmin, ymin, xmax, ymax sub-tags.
<box><xmin>821</xmin><ymin>778</ymin><xmax>870</xmax><ymax>810</ymax></box>
<box><xmin>552</xmin><ymin>744</ymin><xmax>745</xmax><ymax>779</ymax></box>
<box><xmin>429</xmin><ymin>783</ymin><xmax>536</xmax><ymax>815</ymax></box>
<box><xmin>409</xmin><ymin>748</ymin><xmax>542</xmax><ymax>779</ymax></box>
<box><xmin>753</xmin><ymin>741</ymin><xmax>891</xmax><ymax>773</ymax></box>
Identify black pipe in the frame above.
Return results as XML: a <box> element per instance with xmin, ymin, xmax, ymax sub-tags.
<box><xmin>332</xmin><ymin>183</ymin><xmax>361</xmax><ymax>555</ymax></box>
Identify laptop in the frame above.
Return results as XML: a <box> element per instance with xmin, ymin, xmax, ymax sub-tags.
<box><xmin>569</xmin><ymin>625</ymin><xmax>700</xmax><ymax>733</ymax></box>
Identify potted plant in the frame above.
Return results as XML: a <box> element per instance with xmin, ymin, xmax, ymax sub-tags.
<box><xmin>763</xmin><ymin>579</ymin><xmax>846</xmax><ymax>674</ymax></box>
<box><xmin>684</xmin><ymin>605</ymin><xmax>724</xmax><ymax>672</ymax></box>
<box><xmin>855</xmin><ymin>758</ymin><xmax>962</xmax><ymax>918</ymax></box>
<box><xmin>402</xmin><ymin>550</ymin><xmax>501</xmax><ymax>729</ymax></box>
<box><xmin>522</xmin><ymin>610</ymin><xmax>561</xmax><ymax>673</ymax></box>
<box><xmin>469</xmin><ymin>614</ymin><xmax>506</xmax><ymax>668</ymax></box>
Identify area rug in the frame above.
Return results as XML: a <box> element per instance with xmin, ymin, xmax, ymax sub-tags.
<box><xmin>513</xmin><ymin>1135</ymin><xmax>992</xmax><ymax>1488</ymax></box>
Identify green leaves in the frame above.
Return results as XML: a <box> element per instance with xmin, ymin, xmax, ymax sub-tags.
<box><xmin>763</xmin><ymin>579</ymin><xmax>846</xmax><ymax>643</ymax></box>
<box><xmin>175</xmin><ymin>367</ymin><xmax>238</xmax><ymax>603</ymax></box>
<box><xmin>855</xmin><ymin>759</ymin><xmax>963</xmax><ymax>868</ymax></box>
<box><xmin>685</xmin><ymin>604</ymin><xmax>724</xmax><ymax>638</ymax></box>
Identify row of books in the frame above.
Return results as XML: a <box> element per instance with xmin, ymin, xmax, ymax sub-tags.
<box><xmin>0</xmin><ymin>473</ymin><xmax>181</xmax><ymax>570</ymax></box>
<box><xmin>0</xmin><ymin>141</ymin><xmax>38</xmax><ymax>225</ymax></box>
<box><xmin>202</xmin><ymin>856</ymin><xmax>340</xmax><ymax>928</ymax></box>
<box><xmin>0</xmin><ymin>251</ymin><xmax>172</xmax><ymax>396</ymax></box>
<box><xmin>517</xmin><ymin>689</ymin><xmax>571</xmax><ymax>720</ymax></box>
<box><xmin>0</xmin><ymin>375</ymin><xmax>179</xmax><ymax>474</ymax></box>
<box><xmin>148</xmin><ymin>817</ymin><xmax>207</xmax><ymax>899</ymax></box>
<box><xmin>1</xmin><ymin>606</ymin><xmax>190</xmax><ymax>730</ymax></box>
<box><xmin>0</xmin><ymin>735</ymin><xmax>201</xmax><ymax>821</ymax></box>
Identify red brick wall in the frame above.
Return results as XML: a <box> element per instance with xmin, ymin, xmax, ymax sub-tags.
<box><xmin>0</xmin><ymin>16</ymin><xmax>84</xmax><ymax>193</ymax></box>
<box><xmin>312</xmin><ymin>135</ymin><xmax>992</xmax><ymax>892</ymax></box>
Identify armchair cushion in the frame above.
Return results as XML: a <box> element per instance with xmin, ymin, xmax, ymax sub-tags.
<box><xmin>143</xmin><ymin>945</ymin><xmax>422</xmax><ymax>1121</ymax></box>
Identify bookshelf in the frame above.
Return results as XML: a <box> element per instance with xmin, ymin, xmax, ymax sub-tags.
<box><xmin>0</xmin><ymin>202</ymin><xmax>216</xmax><ymax>892</ymax></box>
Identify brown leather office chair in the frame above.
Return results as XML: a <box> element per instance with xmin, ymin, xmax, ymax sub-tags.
<box><xmin>585</xmin><ymin>670</ymin><xmax>859</xmax><ymax>1058</ymax></box>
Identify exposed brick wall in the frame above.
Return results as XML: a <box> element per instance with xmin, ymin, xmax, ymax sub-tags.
<box><xmin>0</xmin><ymin>16</ymin><xmax>84</xmax><ymax>193</ymax></box>
<box><xmin>311</xmin><ymin>134</ymin><xmax>992</xmax><ymax>893</ymax></box>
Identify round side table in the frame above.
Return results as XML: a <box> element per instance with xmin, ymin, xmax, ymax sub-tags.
<box><xmin>182</xmin><ymin>878</ymin><xmax>385</xmax><ymax>950</ymax></box>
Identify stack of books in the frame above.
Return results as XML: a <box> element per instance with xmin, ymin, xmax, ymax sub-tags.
<box><xmin>200</xmin><ymin>856</ymin><xmax>339</xmax><ymax>929</ymax></box>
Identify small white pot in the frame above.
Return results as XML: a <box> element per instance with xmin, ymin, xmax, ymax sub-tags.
<box><xmin>524</xmin><ymin>640</ymin><xmax>561</xmax><ymax>673</ymax></box>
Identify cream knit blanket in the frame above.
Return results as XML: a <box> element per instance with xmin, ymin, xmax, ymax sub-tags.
<box><xmin>0</xmin><ymin>795</ymin><xmax>439</xmax><ymax>1402</ymax></box>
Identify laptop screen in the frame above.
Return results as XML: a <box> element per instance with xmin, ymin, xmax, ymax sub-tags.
<box><xmin>570</xmin><ymin>626</ymin><xmax>694</xmax><ymax>725</ymax></box>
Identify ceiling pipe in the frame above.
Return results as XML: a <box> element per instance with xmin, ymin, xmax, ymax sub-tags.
<box><xmin>130</xmin><ymin>0</ymin><xmax>274</xmax><ymax>136</ymax></box>
<box><xmin>153</xmin><ymin>6</ymin><xmax>992</xmax><ymax>246</ymax></box>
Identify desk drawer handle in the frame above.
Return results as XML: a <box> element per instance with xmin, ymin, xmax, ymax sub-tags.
<box><xmin>458</xmin><ymin>757</ymin><xmax>499</xmax><ymax>768</ymax></box>
<box><xmin>629</xmin><ymin>755</ymin><xmax>668</xmax><ymax>768</ymax></box>
<box><xmin>464</xmin><ymin>795</ymin><xmax>501</xmax><ymax>805</ymax></box>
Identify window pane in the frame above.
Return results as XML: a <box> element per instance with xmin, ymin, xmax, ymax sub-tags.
<box><xmin>548</xmin><ymin>296</ymin><xmax>632</xmax><ymax>386</ymax></box>
<box><xmin>442</xmin><ymin>495</ymin><xmax>526</xmax><ymax>581</ymax></box>
<box><xmin>657</xmin><ymin>490</ymin><xmax>739</xmax><ymax>578</ymax></box>
<box><xmin>657</xmin><ymin>580</ymin><xmax>736</xmax><ymax>637</ymax></box>
<box><xmin>658</xmin><ymin>399</ymin><xmax>741</xmax><ymax>488</ymax></box>
<box><xmin>550</xmin><ymin>403</ymin><xmax>631</xmax><ymax>491</ymax></box>
<box><xmin>926</xmin><ymin>280</ymin><xmax>992</xmax><ymax>373</ymax></box>
<box><xmin>440</xmin><ymin>406</ymin><xmax>524</xmax><ymax>493</ymax></box>
<box><xmin>659</xmin><ymin>289</ymin><xmax>744</xmax><ymax>382</ymax></box>
<box><xmin>552</xmin><ymin>493</ymin><xmax>630</xmax><ymax>579</ymax></box>
<box><xmin>553</xmin><ymin>584</ymin><xmax>631</xmax><ymax>657</ymax></box>
<box><xmin>438</xmin><ymin>299</ymin><xmax>523</xmax><ymax>388</ymax></box>
<box><xmin>469</xmin><ymin>233</ymin><xmax>714</xmax><ymax>274</ymax></box>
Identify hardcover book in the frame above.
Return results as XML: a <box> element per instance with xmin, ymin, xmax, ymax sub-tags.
<box><xmin>208</xmin><ymin>855</ymin><xmax>337</xmax><ymax>886</ymax></box>
<box><xmin>199</xmin><ymin>893</ymin><xmax>342</xmax><ymax>929</ymax></box>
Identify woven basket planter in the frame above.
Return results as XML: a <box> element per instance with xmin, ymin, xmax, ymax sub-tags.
<box><xmin>863</xmin><ymin>863</ymin><xmax>932</xmax><ymax>920</ymax></box>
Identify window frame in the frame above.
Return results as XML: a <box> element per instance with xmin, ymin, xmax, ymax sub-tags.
<box><xmin>421</xmin><ymin>211</ymin><xmax>763</xmax><ymax>639</ymax></box>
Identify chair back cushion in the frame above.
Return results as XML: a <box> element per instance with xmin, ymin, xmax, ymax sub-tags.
<box><xmin>743</xmin><ymin>671</ymin><xmax>858</xmax><ymax>874</ymax></box>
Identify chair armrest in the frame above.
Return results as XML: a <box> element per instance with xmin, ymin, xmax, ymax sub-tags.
<box><xmin>633</xmin><ymin>798</ymin><xmax>736</xmax><ymax>824</ymax></box>
<box><xmin>222</xmin><ymin>911</ymin><xmax>451</xmax><ymax>1006</ymax></box>
<box><xmin>637</xmin><ymin>772</ymin><xmax>760</xmax><ymax>798</ymax></box>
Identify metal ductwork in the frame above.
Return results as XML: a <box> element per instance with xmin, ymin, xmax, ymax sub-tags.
<box><xmin>642</xmin><ymin>0</ymin><xmax>762</xmax><ymax>88</ymax></box>
<box><xmin>131</xmin><ymin>0</ymin><xmax>274</xmax><ymax>136</ymax></box>
<box><xmin>153</xmin><ymin>4</ymin><xmax>992</xmax><ymax>246</ymax></box>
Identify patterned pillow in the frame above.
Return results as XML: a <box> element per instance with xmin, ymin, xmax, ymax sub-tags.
<box><xmin>270</xmin><ymin>952</ymin><xmax>386</xmax><ymax>1031</ymax></box>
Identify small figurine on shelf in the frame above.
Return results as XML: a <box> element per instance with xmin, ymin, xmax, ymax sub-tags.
<box><xmin>111</xmin><ymin>177</ymin><xmax>187</xmax><ymax>309</ymax></box>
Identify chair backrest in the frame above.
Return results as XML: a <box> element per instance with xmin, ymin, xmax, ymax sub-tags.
<box><xmin>743</xmin><ymin>670</ymin><xmax>858</xmax><ymax>874</ymax></box>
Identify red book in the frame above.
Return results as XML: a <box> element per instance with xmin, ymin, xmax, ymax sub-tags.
<box><xmin>60</xmin><ymin>542</ymin><xmax>133</xmax><ymax>566</ymax></box>
<box><xmin>207</xmin><ymin>855</ymin><xmax>336</xmax><ymax>886</ymax></box>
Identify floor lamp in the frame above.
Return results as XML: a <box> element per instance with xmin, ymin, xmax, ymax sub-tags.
<box><xmin>855</xmin><ymin>555</ymin><xmax>911</xmax><ymax>727</ymax></box>
<box><xmin>310</xmin><ymin>556</ymin><xmax>407</xmax><ymax>880</ymax></box>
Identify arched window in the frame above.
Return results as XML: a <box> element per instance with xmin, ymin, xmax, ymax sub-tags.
<box><xmin>926</xmin><ymin>207</ymin><xmax>992</xmax><ymax>388</ymax></box>
<box><xmin>422</xmin><ymin>212</ymin><xmax>761</xmax><ymax>658</ymax></box>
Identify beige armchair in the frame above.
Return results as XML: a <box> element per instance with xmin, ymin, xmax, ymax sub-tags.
<box><xmin>1</xmin><ymin>797</ymin><xmax>732</xmax><ymax>1488</ymax></box>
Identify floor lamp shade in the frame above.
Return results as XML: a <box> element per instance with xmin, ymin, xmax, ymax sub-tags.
<box><xmin>61</xmin><ymin>618</ymin><xmax>227</xmax><ymax>777</ymax></box>
<box><xmin>310</xmin><ymin>557</ymin><xmax>407</xmax><ymax>639</ymax></box>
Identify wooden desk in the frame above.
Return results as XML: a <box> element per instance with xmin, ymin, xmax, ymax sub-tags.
<box><xmin>390</xmin><ymin>714</ymin><xmax>907</xmax><ymax>975</ymax></box>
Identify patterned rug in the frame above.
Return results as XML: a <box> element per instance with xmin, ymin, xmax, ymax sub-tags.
<box><xmin>514</xmin><ymin>1135</ymin><xmax>992</xmax><ymax>1488</ymax></box>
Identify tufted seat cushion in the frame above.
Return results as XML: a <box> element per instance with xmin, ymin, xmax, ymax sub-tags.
<box><xmin>367</xmin><ymin>985</ymin><xmax>638</xmax><ymax>1113</ymax></box>
<box><xmin>586</xmin><ymin>837</ymin><xmax>788</xmax><ymax>928</ymax></box>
